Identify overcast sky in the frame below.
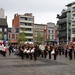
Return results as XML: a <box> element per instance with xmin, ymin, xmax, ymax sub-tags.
<box><xmin>0</xmin><ymin>0</ymin><xmax>75</xmax><ymax>27</ymax></box>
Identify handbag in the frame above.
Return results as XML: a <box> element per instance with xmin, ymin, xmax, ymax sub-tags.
<box><xmin>51</xmin><ymin>49</ymin><xmax>55</xmax><ymax>55</ymax></box>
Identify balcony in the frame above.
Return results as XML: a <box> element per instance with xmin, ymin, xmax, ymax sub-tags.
<box><xmin>57</xmin><ymin>18</ymin><xmax>67</xmax><ymax>24</ymax></box>
<box><xmin>20</xmin><ymin>30</ymin><xmax>33</xmax><ymax>33</ymax></box>
<box><xmin>59</xmin><ymin>32</ymin><xmax>71</xmax><ymax>38</ymax></box>
<box><xmin>20</xmin><ymin>25</ymin><xmax>33</xmax><ymax>28</ymax></box>
<box><xmin>20</xmin><ymin>19</ymin><xmax>33</xmax><ymax>23</ymax></box>
<box><xmin>26</xmin><ymin>36</ymin><xmax>33</xmax><ymax>39</ymax></box>
<box><xmin>57</xmin><ymin>28</ymin><xmax>67</xmax><ymax>31</ymax></box>
<box><xmin>58</xmin><ymin>33</ymin><xmax>67</xmax><ymax>37</ymax></box>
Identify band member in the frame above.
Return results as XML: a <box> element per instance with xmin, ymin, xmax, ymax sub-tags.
<box><xmin>20</xmin><ymin>43</ymin><xmax>25</xmax><ymax>59</ymax></box>
<box><xmin>64</xmin><ymin>45</ymin><xmax>68</xmax><ymax>57</ymax></box>
<box><xmin>29</xmin><ymin>44</ymin><xmax>34</xmax><ymax>60</ymax></box>
<box><xmin>73</xmin><ymin>44</ymin><xmax>75</xmax><ymax>59</ymax></box>
<box><xmin>53</xmin><ymin>45</ymin><xmax>58</xmax><ymax>60</ymax></box>
<box><xmin>68</xmin><ymin>44</ymin><xmax>73</xmax><ymax>60</ymax></box>
<box><xmin>61</xmin><ymin>46</ymin><xmax>64</xmax><ymax>55</ymax></box>
<box><xmin>44</xmin><ymin>45</ymin><xmax>48</xmax><ymax>58</ymax></box>
<box><xmin>8</xmin><ymin>44</ymin><xmax>13</xmax><ymax>55</ymax></box>
<box><xmin>24</xmin><ymin>45</ymin><xmax>28</xmax><ymax>58</ymax></box>
<box><xmin>47</xmin><ymin>45</ymin><xmax>52</xmax><ymax>59</ymax></box>
<box><xmin>58</xmin><ymin>45</ymin><xmax>62</xmax><ymax>55</ymax></box>
<box><xmin>33</xmin><ymin>43</ymin><xmax>37</xmax><ymax>60</ymax></box>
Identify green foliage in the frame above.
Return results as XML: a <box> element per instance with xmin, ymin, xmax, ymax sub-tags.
<box><xmin>17</xmin><ymin>28</ymin><xmax>26</xmax><ymax>43</ymax></box>
<box><xmin>0</xmin><ymin>32</ymin><xmax>4</xmax><ymax>40</ymax></box>
<box><xmin>46</xmin><ymin>35</ymin><xmax>50</xmax><ymax>42</ymax></box>
<box><xmin>36</xmin><ymin>31</ymin><xmax>44</xmax><ymax>44</ymax></box>
<box><xmin>8</xmin><ymin>39</ymin><xmax>10</xmax><ymax>45</ymax></box>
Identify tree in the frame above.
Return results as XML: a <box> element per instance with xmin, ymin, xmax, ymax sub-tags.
<box><xmin>46</xmin><ymin>35</ymin><xmax>50</xmax><ymax>45</ymax></box>
<box><xmin>0</xmin><ymin>32</ymin><xmax>4</xmax><ymax>40</ymax></box>
<box><xmin>47</xmin><ymin>35</ymin><xmax>50</xmax><ymax>41</ymax></box>
<box><xmin>17</xmin><ymin>28</ymin><xmax>26</xmax><ymax>43</ymax></box>
<box><xmin>8</xmin><ymin>39</ymin><xmax>10</xmax><ymax>45</ymax></box>
<box><xmin>36</xmin><ymin>32</ymin><xmax>41</xmax><ymax>44</ymax></box>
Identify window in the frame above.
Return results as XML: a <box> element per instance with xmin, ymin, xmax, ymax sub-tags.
<box><xmin>72</xmin><ymin>7</ymin><xmax>75</xmax><ymax>12</ymax></box>
<box><xmin>25</xmin><ymin>18</ymin><xmax>27</xmax><ymax>20</ymax></box>
<box><xmin>20</xmin><ymin>17</ymin><xmax>25</xmax><ymax>20</ymax></box>
<box><xmin>9</xmin><ymin>34</ymin><xmax>11</xmax><ymax>39</ymax></box>
<box><xmin>0</xmin><ymin>28</ymin><xmax>2</xmax><ymax>31</ymax></box>
<box><xmin>25</xmin><ymin>33</ymin><xmax>33</xmax><ymax>36</ymax></box>
<box><xmin>28</xmin><ymin>39</ymin><xmax>31</xmax><ymax>41</ymax></box>
<box><xmin>28</xmin><ymin>18</ymin><xmax>33</xmax><ymax>21</ymax></box>
<box><xmin>52</xmin><ymin>35</ymin><xmax>54</xmax><ymax>39</ymax></box>
<box><xmin>12</xmin><ymin>34</ymin><xmax>15</xmax><ymax>39</ymax></box>
<box><xmin>27</xmin><ymin>23</ymin><xmax>32</xmax><ymax>26</ymax></box>
<box><xmin>25</xmin><ymin>23</ymin><xmax>27</xmax><ymax>25</ymax></box>
<box><xmin>25</xmin><ymin>28</ymin><xmax>32</xmax><ymax>31</ymax></box>
<box><xmin>72</xmin><ymin>28</ymin><xmax>75</xmax><ymax>34</ymax></box>
<box><xmin>52</xmin><ymin>30</ymin><xmax>54</xmax><ymax>33</ymax></box>
<box><xmin>48</xmin><ymin>30</ymin><xmax>50</xmax><ymax>33</ymax></box>
<box><xmin>4</xmin><ymin>28</ymin><xmax>7</xmax><ymax>32</ymax></box>
<box><xmin>72</xmin><ymin>14</ymin><xmax>75</xmax><ymax>19</ymax></box>
<box><xmin>20</xmin><ymin>22</ymin><xmax>24</xmax><ymax>25</ymax></box>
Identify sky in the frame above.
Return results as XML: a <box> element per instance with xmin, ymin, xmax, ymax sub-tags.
<box><xmin>0</xmin><ymin>0</ymin><xmax>75</xmax><ymax>27</ymax></box>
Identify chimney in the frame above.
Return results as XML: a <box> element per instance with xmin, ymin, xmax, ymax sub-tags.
<box><xmin>14</xmin><ymin>14</ymin><xmax>16</xmax><ymax>18</ymax></box>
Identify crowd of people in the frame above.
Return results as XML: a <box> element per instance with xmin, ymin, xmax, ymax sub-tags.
<box><xmin>8</xmin><ymin>42</ymin><xmax>75</xmax><ymax>61</ymax></box>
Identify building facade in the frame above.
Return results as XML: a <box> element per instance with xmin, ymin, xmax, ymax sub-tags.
<box><xmin>0</xmin><ymin>19</ymin><xmax>8</xmax><ymax>44</ymax></box>
<box><xmin>57</xmin><ymin>10</ymin><xmax>70</xmax><ymax>44</ymax></box>
<box><xmin>66</xmin><ymin>2</ymin><xmax>75</xmax><ymax>44</ymax></box>
<box><xmin>12</xmin><ymin>13</ymin><xmax>34</xmax><ymax>42</ymax></box>
<box><xmin>47</xmin><ymin>22</ymin><xmax>55</xmax><ymax>44</ymax></box>
<box><xmin>57</xmin><ymin>2</ymin><xmax>75</xmax><ymax>44</ymax></box>
<box><xmin>8</xmin><ymin>27</ymin><xmax>19</xmax><ymax>43</ymax></box>
<box><xmin>54</xmin><ymin>25</ymin><xmax>59</xmax><ymax>45</ymax></box>
<box><xmin>34</xmin><ymin>24</ymin><xmax>47</xmax><ymax>43</ymax></box>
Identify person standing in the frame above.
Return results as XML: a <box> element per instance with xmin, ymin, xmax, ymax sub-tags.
<box><xmin>47</xmin><ymin>45</ymin><xmax>52</xmax><ymax>59</ymax></box>
<box><xmin>53</xmin><ymin>45</ymin><xmax>58</xmax><ymax>60</ymax></box>
<box><xmin>64</xmin><ymin>45</ymin><xmax>68</xmax><ymax>57</ymax></box>
<box><xmin>68</xmin><ymin>44</ymin><xmax>73</xmax><ymax>60</ymax></box>
<box><xmin>33</xmin><ymin>43</ymin><xmax>37</xmax><ymax>61</ymax></box>
<box><xmin>8</xmin><ymin>44</ymin><xmax>12</xmax><ymax>55</ymax></box>
<box><xmin>73</xmin><ymin>44</ymin><xmax>75</xmax><ymax>59</ymax></box>
<box><xmin>20</xmin><ymin>43</ymin><xmax>25</xmax><ymax>59</ymax></box>
<box><xmin>58</xmin><ymin>45</ymin><xmax>62</xmax><ymax>55</ymax></box>
<box><xmin>44</xmin><ymin>45</ymin><xmax>48</xmax><ymax>58</ymax></box>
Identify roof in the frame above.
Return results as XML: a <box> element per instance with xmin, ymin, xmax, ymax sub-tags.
<box><xmin>0</xmin><ymin>18</ymin><xmax>8</xmax><ymax>26</ymax></box>
<box><xmin>34</xmin><ymin>23</ymin><xmax>46</xmax><ymax>26</ymax></box>
<box><xmin>66</xmin><ymin>2</ymin><xmax>75</xmax><ymax>7</ymax></box>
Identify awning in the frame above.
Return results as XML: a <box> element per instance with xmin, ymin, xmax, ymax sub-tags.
<box><xmin>10</xmin><ymin>39</ymin><xmax>17</xmax><ymax>43</ymax></box>
<box><xmin>0</xmin><ymin>40</ymin><xmax>4</xmax><ymax>44</ymax></box>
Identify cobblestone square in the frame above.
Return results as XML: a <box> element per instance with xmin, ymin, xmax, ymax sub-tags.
<box><xmin>0</xmin><ymin>52</ymin><xmax>75</xmax><ymax>75</ymax></box>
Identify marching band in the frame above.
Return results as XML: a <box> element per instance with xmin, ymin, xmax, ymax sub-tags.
<box><xmin>8</xmin><ymin>42</ymin><xmax>75</xmax><ymax>61</ymax></box>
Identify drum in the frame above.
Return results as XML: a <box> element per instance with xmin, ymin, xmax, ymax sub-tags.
<box><xmin>39</xmin><ymin>45</ymin><xmax>45</xmax><ymax>51</ymax></box>
<box><xmin>31</xmin><ymin>48</ymin><xmax>35</xmax><ymax>53</ymax></box>
<box><xmin>27</xmin><ymin>50</ymin><xmax>30</xmax><ymax>54</ymax></box>
<box><xmin>24</xmin><ymin>49</ymin><xmax>27</xmax><ymax>53</ymax></box>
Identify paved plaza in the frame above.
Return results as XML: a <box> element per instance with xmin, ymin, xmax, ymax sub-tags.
<box><xmin>0</xmin><ymin>51</ymin><xmax>75</xmax><ymax>75</ymax></box>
